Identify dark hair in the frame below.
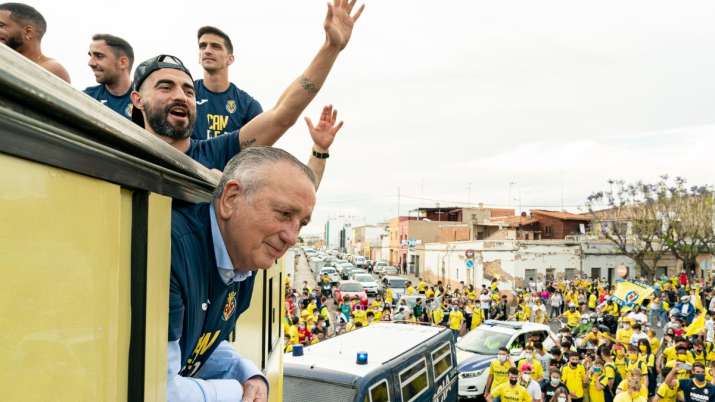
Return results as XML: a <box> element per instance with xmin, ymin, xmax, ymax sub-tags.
<box><xmin>693</xmin><ymin>362</ymin><xmax>705</xmax><ymax>370</ymax></box>
<box><xmin>197</xmin><ymin>25</ymin><xmax>233</xmax><ymax>53</ymax></box>
<box><xmin>92</xmin><ymin>33</ymin><xmax>134</xmax><ymax>69</ymax></box>
<box><xmin>569</xmin><ymin>352</ymin><xmax>580</xmax><ymax>359</ymax></box>
<box><xmin>499</xmin><ymin>347</ymin><xmax>508</xmax><ymax>353</ymax></box>
<box><xmin>0</xmin><ymin>2</ymin><xmax>46</xmax><ymax>37</ymax></box>
<box><xmin>508</xmin><ymin>367</ymin><xmax>519</xmax><ymax>375</ymax></box>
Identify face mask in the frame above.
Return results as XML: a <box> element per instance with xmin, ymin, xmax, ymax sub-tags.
<box><xmin>558</xmin><ymin>397</ymin><xmax>567</xmax><ymax>402</ymax></box>
<box><xmin>509</xmin><ymin>378</ymin><xmax>518</xmax><ymax>386</ymax></box>
<box><xmin>616</xmin><ymin>351</ymin><xmax>625</xmax><ymax>358</ymax></box>
<box><xmin>639</xmin><ymin>346</ymin><xmax>647</xmax><ymax>353</ymax></box>
<box><xmin>695</xmin><ymin>373</ymin><xmax>706</xmax><ymax>382</ymax></box>
<box><xmin>551</xmin><ymin>378</ymin><xmax>561</xmax><ymax>386</ymax></box>
<box><xmin>570</xmin><ymin>362</ymin><xmax>578</xmax><ymax>368</ymax></box>
<box><xmin>628</xmin><ymin>353</ymin><xmax>637</xmax><ymax>361</ymax></box>
<box><xmin>594</xmin><ymin>367</ymin><xmax>602</xmax><ymax>373</ymax></box>
<box><xmin>522</xmin><ymin>374</ymin><xmax>531</xmax><ymax>382</ymax></box>
<box><xmin>524</xmin><ymin>353</ymin><xmax>532</xmax><ymax>359</ymax></box>
<box><xmin>623</xmin><ymin>324</ymin><xmax>630</xmax><ymax>329</ymax></box>
<box><xmin>499</xmin><ymin>355</ymin><xmax>507</xmax><ymax>362</ymax></box>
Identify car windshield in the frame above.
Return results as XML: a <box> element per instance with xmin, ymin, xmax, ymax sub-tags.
<box><xmin>457</xmin><ymin>328</ymin><xmax>512</xmax><ymax>355</ymax></box>
<box><xmin>355</xmin><ymin>274</ymin><xmax>373</xmax><ymax>282</ymax></box>
<box><xmin>320</xmin><ymin>268</ymin><xmax>336</xmax><ymax>274</ymax></box>
<box><xmin>340</xmin><ymin>283</ymin><xmax>364</xmax><ymax>292</ymax></box>
<box><xmin>388</xmin><ymin>279</ymin><xmax>407</xmax><ymax>288</ymax></box>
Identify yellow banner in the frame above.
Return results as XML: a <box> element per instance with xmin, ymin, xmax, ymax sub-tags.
<box><xmin>612</xmin><ymin>280</ymin><xmax>654</xmax><ymax>307</ymax></box>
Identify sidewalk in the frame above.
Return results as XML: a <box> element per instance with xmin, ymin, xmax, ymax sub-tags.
<box><xmin>292</xmin><ymin>251</ymin><xmax>317</xmax><ymax>291</ymax></box>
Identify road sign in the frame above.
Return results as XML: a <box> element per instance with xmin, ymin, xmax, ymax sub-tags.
<box><xmin>465</xmin><ymin>249</ymin><xmax>475</xmax><ymax>259</ymax></box>
<box><xmin>466</xmin><ymin>259</ymin><xmax>474</xmax><ymax>269</ymax></box>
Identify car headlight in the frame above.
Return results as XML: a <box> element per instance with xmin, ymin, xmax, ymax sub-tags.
<box><xmin>460</xmin><ymin>369</ymin><xmax>484</xmax><ymax>378</ymax></box>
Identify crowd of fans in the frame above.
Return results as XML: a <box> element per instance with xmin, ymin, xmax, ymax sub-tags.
<box><xmin>284</xmin><ymin>257</ymin><xmax>715</xmax><ymax>402</ymax></box>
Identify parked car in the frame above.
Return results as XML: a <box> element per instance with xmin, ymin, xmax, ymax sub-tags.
<box><xmin>284</xmin><ymin>323</ymin><xmax>458</xmax><ymax>402</ymax></box>
<box><xmin>457</xmin><ymin>320</ymin><xmax>556</xmax><ymax>400</ymax></box>
<box><xmin>337</xmin><ymin>263</ymin><xmax>356</xmax><ymax>280</ymax></box>
<box><xmin>333</xmin><ymin>281</ymin><xmax>368</xmax><ymax>308</ymax></box>
<box><xmin>352</xmin><ymin>273</ymin><xmax>380</xmax><ymax>296</ymax></box>
<box><xmin>373</xmin><ymin>260</ymin><xmax>388</xmax><ymax>274</ymax></box>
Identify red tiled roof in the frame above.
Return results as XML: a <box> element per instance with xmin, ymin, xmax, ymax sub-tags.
<box><xmin>488</xmin><ymin>215</ymin><xmax>539</xmax><ymax>227</ymax></box>
<box><xmin>530</xmin><ymin>209</ymin><xmax>592</xmax><ymax>221</ymax></box>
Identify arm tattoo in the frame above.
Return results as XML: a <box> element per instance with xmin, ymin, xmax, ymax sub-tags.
<box><xmin>300</xmin><ymin>76</ymin><xmax>320</xmax><ymax>94</ymax></box>
<box><xmin>240</xmin><ymin>138</ymin><xmax>257</xmax><ymax>149</ymax></box>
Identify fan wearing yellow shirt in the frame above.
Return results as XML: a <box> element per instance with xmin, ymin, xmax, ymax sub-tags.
<box><xmin>561</xmin><ymin>352</ymin><xmax>588</xmax><ymax>402</ymax></box>
<box><xmin>613</xmin><ymin>345</ymin><xmax>629</xmax><ymax>380</ymax></box>
<box><xmin>486</xmin><ymin>347</ymin><xmax>514</xmax><ymax>397</ymax></box>
<box><xmin>613</xmin><ymin>372</ymin><xmax>648</xmax><ymax>402</ymax></box>
<box><xmin>448</xmin><ymin>306</ymin><xmax>464</xmax><ymax>335</ymax></box>
<box><xmin>417</xmin><ymin>279</ymin><xmax>427</xmax><ymax>294</ymax></box>
<box><xmin>646</xmin><ymin>329</ymin><xmax>660</xmax><ymax>354</ymax></box>
<box><xmin>588</xmin><ymin>362</ymin><xmax>609</xmax><ymax>402</ymax></box>
<box><xmin>471</xmin><ymin>306</ymin><xmax>484</xmax><ymax>330</ymax></box>
<box><xmin>518</xmin><ymin>345</ymin><xmax>544</xmax><ymax>381</ymax></box>
<box><xmin>588</xmin><ymin>293</ymin><xmax>598</xmax><ymax>310</ymax></box>
<box><xmin>664</xmin><ymin>345</ymin><xmax>694</xmax><ymax>380</ymax></box>
<box><xmin>615</xmin><ymin>321</ymin><xmax>633</xmax><ymax>345</ymax></box>
<box><xmin>406</xmin><ymin>282</ymin><xmax>416</xmax><ymax>296</ymax></box>
<box><xmin>653</xmin><ymin>368</ymin><xmax>679</xmax><ymax>402</ymax></box>
<box><xmin>562</xmin><ymin>304</ymin><xmax>581</xmax><ymax>330</ymax></box>
<box><xmin>432</xmin><ymin>305</ymin><xmax>445</xmax><ymax>326</ymax></box>
<box><xmin>425</xmin><ymin>287</ymin><xmax>435</xmax><ymax>299</ymax></box>
<box><xmin>487</xmin><ymin>367</ymin><xmax>531</xmax><ymax>402</ymax></box>
<box><xmin>616</xmin><ymin>367</ymin><xmax>648</xmax><ymax>400</ymax></box>
<box><xmin>385</xmin><ymin>287</ymin><xmax>394</xmax><ymax>305</ymax></box>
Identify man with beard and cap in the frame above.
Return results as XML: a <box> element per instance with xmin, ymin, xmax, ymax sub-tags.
<box><xmin>130</xmin><ymin>0</ymin><xmax>363</xmax><ymax>173</ymax></box>
<box><xmin>84</xmin><ymin>33</ymin><xmax>134</xmax><ymax>119</ymax></box>
<box><xmin>0</xmin><ymin>2</ymin><xmax>69</xmax><ymax>82</ymax></box>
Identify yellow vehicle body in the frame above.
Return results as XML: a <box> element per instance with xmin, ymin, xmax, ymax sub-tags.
<box><xmin>0</xmin><ymin>45</ymin><xmax>283</xmax><ymax>401</ymax></box>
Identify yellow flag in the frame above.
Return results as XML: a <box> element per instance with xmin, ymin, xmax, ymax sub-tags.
<box><xmin>612</xmin><ymin>280</ymin><xmax>654</xmax><ymax>307</ymax></box>
<box><xmin>686</xmin><ymin>311</ymin><xmax>706</xmax><ymax>337</ymax></box>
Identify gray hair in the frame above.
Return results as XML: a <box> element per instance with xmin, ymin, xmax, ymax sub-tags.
<box><xmin>213</xmin><ymin>146</ymin><xmax>316</xmax><ymax>201</ymax></box>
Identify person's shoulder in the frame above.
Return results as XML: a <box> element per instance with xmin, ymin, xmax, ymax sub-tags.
<box><xmin>171</xmin><ymin>202</ymin><xmax>210</xmax><ymax>239</ymax></box>
<box><xmin>83</xmin><ymin>83</ymin><xmax>103</xmax><ymax>96</ymax></box>
<box><xmin>40</xmin><ymin>57</ymin><xmax>71</xmax><ymax>83</ymax></box>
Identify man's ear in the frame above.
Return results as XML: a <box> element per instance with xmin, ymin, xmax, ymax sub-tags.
<box><xmin>216</xmin><ymin>179</ymin><xmax>242</xmax><ymax>220</ymax></box>
<box><xmin>130</xmin><ymin>90</ymin><xmax>143</xmax><ymax>110</ymax></box>
<box><xmin>23</xmin><ymin>24</ymin><xmax>33</xmax><ymax>40</ymax></box>
<box><xmin>227</xmin><ymin>53</ymin><xmax>235</xmax><ymax>67</ymax></box>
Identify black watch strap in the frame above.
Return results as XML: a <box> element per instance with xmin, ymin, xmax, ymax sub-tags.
<box><xmin>312</xmin><ymin>149</ymin><xmax>329</xmax><ymax>159</ymax></box>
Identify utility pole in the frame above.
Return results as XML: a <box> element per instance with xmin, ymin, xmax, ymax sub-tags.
<box><xmin>397</xmin><ymin>186</ymin><xmax>401</xmax><ymax>218</ymax></box>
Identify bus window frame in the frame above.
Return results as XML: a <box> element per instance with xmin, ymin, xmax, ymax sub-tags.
<box><xmin>399</xmin><ymin>357</ymin><xmax>429</xmax><ymax>402</ymax></box>
<box><xmin>430</xmin><ymin>341</ymin><xmax>453</xmax><ymax>382</ymax></box>
<box><xmin>368</xmin><ymin>378</ymin><xmax>391</xmax><ymax>402</ymax></box>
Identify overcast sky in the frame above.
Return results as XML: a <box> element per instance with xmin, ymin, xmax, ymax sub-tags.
<box><xmin>32</xmin><ymin>0</ymin><xmax>715</xmax><ymax>235</ymax></box>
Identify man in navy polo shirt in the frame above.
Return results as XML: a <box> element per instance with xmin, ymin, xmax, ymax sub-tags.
<box><xmin>129</xmin><ymin>0</ymin><xmax>363</xmax><ymax>172</ymax></box>
<box><xmin>84</xmin><ymin>33</ymin><xmax>134</xmax><ymax>119</ymax></box>
<box><xmin>192</xmin><ymin>26</ymin><xmax>262</xmax><ymax>141</ymax></box>
<box><xmin>169</xmin><ymin>147</ymin><xmax>317</xmax><ymax>402</ymax></box>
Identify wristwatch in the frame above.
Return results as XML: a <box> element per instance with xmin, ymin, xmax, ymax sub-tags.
<box><xmin>312</xmin><ymin>149</ymin><xmax>329</xmax><ymax>159</ymax></box>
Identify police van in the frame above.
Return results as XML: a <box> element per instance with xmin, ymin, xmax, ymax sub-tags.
<box><xmin>284</xmin><ymin>322</ymin><xmax>458</xmax><ymax>402</ymax></box>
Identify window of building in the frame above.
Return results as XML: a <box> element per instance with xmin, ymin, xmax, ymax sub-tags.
<box><xmin>399</xmin><ymin>358</ymin><xmax>428</xmax><ymax>402</ymax></box>
<box><xmin>591</xmin><ymin>267</ymin><xmax>600</xmax><ymax>280</ymax></box>
<box><xmin>656</xmin><ymin>266</ymin><xmax>668</xmax><ymax>277</ymax></box>
<box><xmin>565</xmin><ymin>268</ymin><xmax>576</xmax><ymax>280</ymax></box>
<box><xmin>545</xmin><ymin>268</ymin><xmax>555</xmax><ymax>281</ymax></box>
<box><xmin>525</xmin><ymin>269</ymin><xmax>537</xmax><ymax>283</ymax></box>
<box><xmin>544</xmin><ymin>226</ymin><xmax>553</xmax><ymax>236</ymax></box>
<box><xmin>431</xmin><ymin>342</ymin><xmax>452</xmax><ymax>382</ymax></box>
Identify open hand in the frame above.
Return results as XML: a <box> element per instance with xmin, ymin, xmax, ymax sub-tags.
<box><xmin>305</xmin><ymin>105</ymin><xmax>344</xmax><ymax>152</ymax></box>
<box><xmin>242</xmin><ymin>377</ymin><xmax>268</xmax><ymax>402</ymax></box>
<box><xmin>324</xmin><ymin>0</ymin><xmax>365</xmax><ymax>50</ymax></box>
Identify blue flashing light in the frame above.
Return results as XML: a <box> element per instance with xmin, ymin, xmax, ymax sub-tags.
<box><xmin>292</xmin><ymin>345</ymin><xmax>304</xmax><ymax>357</ymax></box>
<box><xmin>356</xmin><ymin>351</ymin><xmax>368</xmax><ymax>365</ymax></box>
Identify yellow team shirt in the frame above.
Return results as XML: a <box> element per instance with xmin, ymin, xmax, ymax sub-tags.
<box><xmin>561</xmin><ymin>364</ymin><xmax>587</xmax><ymax>398</ymax></box>
<box><xmin>406</xmin><ymin>286</ymin><xmax>416</xmax><ymax>296</ymax></box>
<box><xmin>589</xmin><ymin>374</ymin><xmax>608</xmax><ymax>402</ymax></box>
<box><xmin>432</xmin><ymin>308</ymin><xmax>445</xmax><ymax>325</ymax></box>
<box><xmin>589</xmin><ymin>294</ymin><xmax>598</xmax><ymax>309</ymax></box>
<box><xmin>449</xmin><ymin>310</ymin><xmax>464</xmax><ymax>330</ymax></box>
<box><xmin>471</xmin><ymin>309</ymin><xmax>483</xmax><ymax>329</ymax></box>
<box><xmin>656</xmin><ymin>382</ymin><xmax>679</xmax><ymax>402</ymax></box>
<box><xmin>385</xmin><ymin>288</ymin><xmax>394</xmax><ymax>303</ymax></box>
<box><xmin>662</xmin><ymin>346</ymin><xmax>677</xmax><ymax>363</ymax></box>
<box><xmin>353</xmin><ymin>309</ymin><xmax>367</xmax><ymax>325</ymax></box>
<box><xmin>490</xmin><ymin>382</ymin><xmax>532</xmax><ymax>402</ymax></box>
<box><xmin>287</xmin><ymin>325</ymin><xmax>299</xmax><ymax>344</ymax></box>
<box><xmin>488</xmin><ymin>360</ymin><xmax>513</xmax><ymax>390</ymax></box>
<box><xmin>613</xmin><ymin>390</ymin><xmax>647</xmax><ymax>402</ymax></box>
<box><xmin>616</xmin><ymin>329</ymin><xmax>633</xmax><ymax>345</ymax></box>
<box><xmin>564</xmin><ymin>310</ymin><xmax>581</xmax><ymax>328</ymax></box>
<box><xmin>518</xmin><ymin>358</ymin><xmax>544</xmax><ymax>381</ymax></box>
<box><xmin>426</xmin><ymin>289</ymin><xmax>435</xmax><ymax>299</ymax></box>
<box><xmin>418</xmin><ymin>281</ymin><xmax>427</xmax><ymax>292</ymax></box>
<box><xmin>468</xmin><ymin>290</ymin><xmax>477</xmax><ymax>301</ymax></box>
<box><xmin>648</xmin><ymin>336</ymin><xmax>660</xmax><ymax>354</ymax></box>
<box><xmin>613</xmin><ymin>357</ymin><xmax>628</xmax><ymax>380</ymax></box>
<box><xmin>616</xmin><ymin>381</ymin><xmax>648</xmax><ymax>400</ymax></box>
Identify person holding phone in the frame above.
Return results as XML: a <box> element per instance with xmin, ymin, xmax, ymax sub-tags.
<box><xmin>664</xmin><ymin>361</ymin><xmax>715</xmax><ymax>402</ymax></box>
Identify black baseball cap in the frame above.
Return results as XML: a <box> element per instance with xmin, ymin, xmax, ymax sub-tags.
<box><xmin>131</xmin><ymin>54</ymin><xmax>193</xmax><ymax>127</ymax></box>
